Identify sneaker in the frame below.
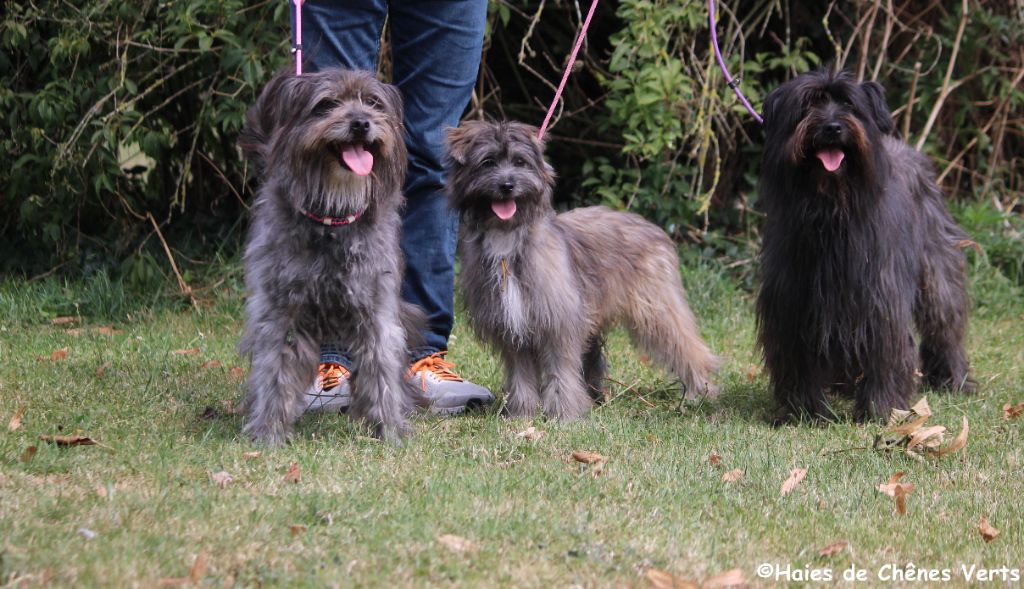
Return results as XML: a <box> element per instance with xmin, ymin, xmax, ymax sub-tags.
<box><xmin>407</xmin><ymin>351</ymin><xmax>495</xmax><ymax>415</ymax></box>
<box><xmin>304</xmin><ymin>362</ymin><xmax>351</xmax><ymax>412</ymax></box>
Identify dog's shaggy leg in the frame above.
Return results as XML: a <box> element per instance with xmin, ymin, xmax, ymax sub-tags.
<box><xmin>538</xmin><ymin>344</ymin><xmax>591</xmax><ymax>421</ymax></box>
<box><xmin>348</xmin><ymin>309</ymin><xmax>412</xmax><ymax>445</ymax></box>
<box><xmin>854</xmin><ymin>334</ymin><xmax>916</xmax><ymax>421</ymax></box>
<box><xmin>916</xmin><ymin>247</ymin><xmax>972</xmax><ymax>393</ymax></box>
<box><xmin>242</xmin><ymin>327</ymin><xmax>319</xmax><ymax>446</ymax></box>
<box><xmin>582</xmin><ymin>335</ymin><xmax>607</xmax><ymax>404</ymax></box>
<box><xmin>501</xmin><ymin>349</ymin><xmax>541</xmax><ymax>418</ymax></box>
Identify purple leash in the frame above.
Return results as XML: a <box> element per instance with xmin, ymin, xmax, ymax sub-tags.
<box><xmin>293</xmin><ymin>0</ymin><xmax>305</xmax><ymax>76</ymax></box>
<box><xmin>708</xmin><ymin>0</ymin><xmax>762</xmax><ymax>124</ymax></box>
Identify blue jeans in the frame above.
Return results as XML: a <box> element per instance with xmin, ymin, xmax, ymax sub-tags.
<box><xmin>296</xmin><ymin>0</ymin><xmax>488</xmax><ymax>366</ymax></box>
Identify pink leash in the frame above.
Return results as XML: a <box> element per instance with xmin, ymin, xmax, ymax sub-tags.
<box><xmin>293</xmin><ymin>0</ymin><xmax>305</xmax><ymax>75</ymax></box>
<box><xmin>537</xmin><ymin>0</ymin><xmax>599</xmax><ymax>140</ymax></box>
<box><xmin>708</xmin><ymin>0</ymin><xmax>762</xmax><ymax>124</ymax></box>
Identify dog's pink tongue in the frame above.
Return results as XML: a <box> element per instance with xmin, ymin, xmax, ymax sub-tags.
<box><xmin>491</xmin><ymin>199</ymin><xmax>517</xmax><ymax>220</ymax></box>
<box><xmin>816</xmin><ymin>149</ymin><xmax>845</xmax><ymax>172</ymax></box>
<box><xmin>341</xmin><ymin>144</ymin><xmax>373</xmax><ymax>176</ymax></box>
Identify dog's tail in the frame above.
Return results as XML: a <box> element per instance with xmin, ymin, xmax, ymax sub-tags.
<box><xmin>626</xmin><ymin>267</ymin><xmax>721</xmax><ymax>400</ymax></box>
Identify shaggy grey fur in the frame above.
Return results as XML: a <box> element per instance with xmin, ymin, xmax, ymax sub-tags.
<box><xmin>445</xmin><ymin>120</ymin><xmax>719</xmax><ymax>420</ymax></box>
<box><xmin>237</xmin><ymin>68</ymin><xmax>423</xmax><ymax>445</ymax></box>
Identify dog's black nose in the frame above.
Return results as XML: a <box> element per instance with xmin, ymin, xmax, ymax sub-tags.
<box><xmin>500</xmin><ymin>181</ymin><xmax>515</xmax><ymax>195</ymax></box>
<box><xmin>824</xmin><ymin>122</ymin><xmax>842</xmax><ymax>137</ymax></box>
<box><xmin>350</xmin><ymin>119</ymin><xmax>371</xmax><ymax>137</ymax></box>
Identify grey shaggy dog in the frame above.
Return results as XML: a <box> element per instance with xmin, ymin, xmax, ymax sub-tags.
<box><xmin>445</xmin><ymin>120</ymin><xmax>719</xmax><ymax>420</ymax></box>
<box><xmin>757</xmin><ymin>69</ymin><xmax>973</xmax><ymax>424</ymax></box>
<box><xmin>237</xmin><ymin>68</ymin><xmax>424</xmax><ymax>445</ymax></box>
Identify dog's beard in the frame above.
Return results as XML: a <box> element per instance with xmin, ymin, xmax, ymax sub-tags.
<box><xmin>298</xmin><ymin>160</ymin><xmax>373</xmax><ymax>214</ymax></box>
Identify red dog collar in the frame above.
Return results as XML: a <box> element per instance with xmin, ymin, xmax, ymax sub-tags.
<box><xmin>300</xmin><ymin>208</ymin><xmax>363</xmax><ymax>226</ymax></box>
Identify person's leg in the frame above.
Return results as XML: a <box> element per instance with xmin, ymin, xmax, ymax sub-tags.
<box><xmin>389</xmin><ymin>1</ymin><xmax>494</xmax><ymax>411</ymax></box>
<box><xmin>389</xmin><ymin>0</ymin><xmax>488</xmax><ymax>357</ymax></box>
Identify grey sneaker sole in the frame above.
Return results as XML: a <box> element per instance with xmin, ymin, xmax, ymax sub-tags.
<box><xmin>304</xmin><ymin>392</ymin><xmax>351</xmax><ymax>413</ymax></box>
<box><xmin>427</xmin><ymin>393</ymin><xmax>493</xmax><ymax>415</ymax></box>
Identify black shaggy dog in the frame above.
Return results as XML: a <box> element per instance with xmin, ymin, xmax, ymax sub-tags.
<box><xmin>756</xmin><ymin>68</ymin><xmax>973</xmax><ymax>423</ymax></box>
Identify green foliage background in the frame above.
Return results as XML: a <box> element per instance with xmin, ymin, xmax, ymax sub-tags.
<box><xmin>2</xmin><ymin>0</ymin><xmax>1022</xmax><ymax>288</ymax></box>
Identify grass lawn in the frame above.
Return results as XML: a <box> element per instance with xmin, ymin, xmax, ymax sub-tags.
<box><xmin>1</xmin><ymin>254</ymin><xmax>1022</xmax><ymax>588</ymax></box>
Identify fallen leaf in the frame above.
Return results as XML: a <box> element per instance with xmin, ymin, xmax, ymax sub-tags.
<box><xmin>708</xmin><ymin>452</ymin><xmax>722</xmax><ymax>467</ymax></box>
<box><xmin>243</xmin><ymin>451</ymin><xmax>262</xmax><ymax>460</ymax></box>
<box><xmin>978</xmin><ymin>516</ymin><xmax>1000</xmax><ymax>543</ymax></box>
<box><xmin>746</xmin><ymin>364</ymin><xmax>759</xmax><ymax>382</ymax></box>
<box><xmin>704</xmin><ymin>568</ymin><xmax>746</xmax><ymax>587</ymax></box>
<box><xmin>289</xmin><ymin>524</ymin><xmax>308</xmax><ymax>537</ymax></box>
<box><xmin>954</xmin><ymin>239</ymin><xmax>983</xmax><ymax>254</ymax></box>
<box><xmin>20</xmin><ymin>446</ymin><xmax>37</xmax><ymax>463</ymax></box>
<box><xmin>645</xmin><ymin>568</ymin><xmax>698</xmax><ymax>589</ymax></box>
<box><xmin>436</xmin><ymin>534</ymin><xmax>479</xmax><ymax>554</ymax></box>
<box><xmin>95</xmin><ymin>326</ymin><xmax>123</xmax><ymax>336</ymax></box>
<box><xmin>894</xmin><ymin>483</ymin><xmax>911</xmax><ymax>515</ymax></box>
<box><xmin>284</xmin><ymin>462</ymin><xmax>300</xmax><ymax>483</ymax></box>
<box><xmin>8</xmin><ymin>404</ymin><xmax>24</xmax><ymax>431</ymax></box>
<box><xmin>96</xmin><ymin>361</ymin><xmax>111</xmax><ymax>378</ymax></box>
<box><xmin>515</xmin><ymin>426</ymin><xmax>545</xmax><ymax>441</ymax></box>
<box><xmin>210</xmin><ymin>471</ymin><xmax>233</xmax><ymax>489</ymax></box>
<box><xmin>51</xmin><ymin>316</ymin><xmax>79</xmax><ymax>325</ymax></box>
<box><xmin>39</xmin><ymin>432</ymin><xmax>96</xmax><ymax>447</ymax></box>
<box><xmin>907</xmin><ymin>424</ymin><xmax>946</xmax><ymax>451</ymax></box>
<box><xmin>877</xmin><ymin>472</ymin><xmax>911</xmax><ymax>496</ymax></box>
<box><xmin>780</xmin><ymin>468</ymin><xmax>807</xmax><ymax>497</ymax></box>
<box><xmin>172</xmin><ymin>348</ymin><xmax>200</xmax><ymax>356</ymax></box>
<box><xmin>885</xmin><ymin>413</ymin><xmax>930</xmax><ymax>438</ymax></box>
<box><xmin>220</xmin><ymin>399</ymin><xmax>241</xmax><ymax>415</ymax></box>
<box><xmin>818</xmin><ymin>540</ymin><xmax>849</xmax><ymax>556</ymax></box>
<box><xmin>722</xmin><ymin>468</ymin><xmax>744</xmax><ymax>483</ymax></box>
<box><xmin>229</xmin><ymin>366</ymin><xmax>245</xmax><ymax>380</ymax></box>
<box><xmin>1004</xmin><ymin>403</ymin><xmax>1024</xmax><ymax>420</ymax></box>
<box><xmin>571</xmin><ymin>450</ymin><xmax>607</xmax><ymax>464</ymax></box>
<box><xmin>47</xmin><ymin>348</ymin><xmax>69</xmax><ymax>361</ymax></box>
<box><xmin>931</xmin><ymin>416</ymin><xmax>968</xmax><ymax>457</ymax></box>
<box><xmin>202</xmin><ymin>359</ymin><xmax>222</xmax><ymax>369</ymax></box>
<box><xmin>189</xmin><ymin>551</ymin><xmax>207</xmax><ymax>583</ymax></box>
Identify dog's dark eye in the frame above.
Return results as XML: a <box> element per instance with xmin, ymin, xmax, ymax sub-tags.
<box><xmin>512</xmin><ymin>156</ymin><xmax>527</xmax><ymax>168</ymax></box>
<box><xmin>313</xmin><ymin>99</ymin><xmax>340</xmax><ymax>115</ymax></box>
<box><xmin>364</xmin><ymin>95</ymin><xmax>382</xmax><ymax>109</ymax></box>
<box><xmin>481</xmin><ymin>157</ymin><xmax>496</xmax><ymax>168</ymax></box>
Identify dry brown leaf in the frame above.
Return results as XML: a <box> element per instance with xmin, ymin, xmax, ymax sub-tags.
<box><xmin>979</xmin><ymin>516</ymin><xmax>1000</xmax><ymax>543</ymax></box>
<box><xmin>48</xmin><ymin>348</ymin><xmax>69</xmax><ymax>361</ymax></box>
<box><xmin>289</xmin><ymin>524</ymin><xmax>308</xmax><ymax>537</ymax></box>
<box><xmin>8</xmin><ymin>404</ymin><xmax>25</xmax><ymax>431</ymax></box>
<box><xmin>722</xmin><ymin>469</ymin><xmax>744</xmax><ymax>483</ymax></box>
<box><xmin>704</xmin><ymin>568</ymin><xmax>746</xmax><ymax>588</ymax></box>
<box><xmin>20</xmin><ymin>446</ymin><xmax>38</xmax><ymax>463</ymax></box>
<box><xmin>229</xmin><ymin>365</ymin><xmax>245</xmax><ymax>380</ymax></box>
<box><xmin>886</xmin><ymin>414</ymin><xmax>930</xmax><ymax>437</ymax></box>
<box><xmin>243</xmin><ymin>451</ymin><xmax>262</xmax><ymax>460</ymax></box>
<box><xmin>51</xmin><ymin>316</ymin><xmax>80</xmax><ymax>325</ymax></box>
<box><xmin>954</xmin><ymin>239</ymin><xmax>983</xmax><ymax>254</ymax></box>
<box><xmin>95</xmin><ymin>361</ymin><xmax>111</xmax><ymax>378</ymax></box>
<box><xmin>780</xmin><ymin>468</ymin><xmax>807</xmax><ymax>497</ymax></box>
<box><xmin>1004</xmin><ymin>402</ymin><xmax>1024</xmax><ymax>420</ymax></box>
<box><xmin>818</xmin><ymin>540</ymin><xmax>849</xmax><ymax>556</ymax></box>
<box><xmin>907</xmin><ymin>424</ymin><xmax>946</xmax><ymax>451</ymax></box>
<box><xmin>931</xmin><ymin>416</ymin><xmax>968</xmax><ymax>457</ymax></box>
<box><xmin>746</xmin><ymin>364</ymin><xmax>759</xmax><ymax>382</ymax></box>
<box><xmin>210</xmin><ymin>471</ymin><xmax>233</xmax><ymax>489</ymax></box>
<box><xmin>515</xmin><ymin>426</ymin><xmax>545</xmax><ymax>441</ymax></box>
<box><xmin>645</xmin><ymin>568</ymin><xmax>698</xmax><ymax>589</ymax></box>
<box><xmin>436</xmin><ymin>534</ymin><xmax>478</xmax><ymax>554</ymax></box>
<box><xmin>189</xmin><ymin>551</ymin><xmax>207</xmax><ymax>583</ymax></box>
<box><xmin>172</xmin><ymin>348</ymin><xmax>201</xmax><ymax>356</ymax></box>
<box><xmin>571</xmin><ymin>450</ymin><xmax>607</xmax><ymax>464</ymax></box>
<box><xmin>894</xmin><ymin>484</ymin><xmax>911</xmax><ymax>515</ymax></box>
<box><xmin>708</xmin><ymin>453</ymin><xmax>722</xmax><ymax>467</ymax></box>
<box><xmin>284</xmin><ymin>462</ymin><xmax>301</xmax><ymax>483</ymax></box>
<box><xmin>94</xmin><ymin>326</ymin><xmax>122</xmax><ymax>336</ymax></box>
<box><xmin>201</xmin><ymin>359</ymin><xmax>222</xmax><ymax>369</ymax></box>
<box><xmin>39</xmin><ymin>432</ymin><xmax>96</xmax><ymax>447</ymax></box>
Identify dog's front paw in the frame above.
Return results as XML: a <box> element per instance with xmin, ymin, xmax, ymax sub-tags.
<box><xmin>243</xmin><ymin>420</ymin><xmax>293</xmax><ymax>447</ymax></box>
<box><xmin>368</xmin><ymin>419</ymin><xmax>409</xmax><ymax>446</ymax></box>
<box><xmin>684</xmin><ymin>380</ymin><xmax>720</xmax><ymax>401</ymax></box>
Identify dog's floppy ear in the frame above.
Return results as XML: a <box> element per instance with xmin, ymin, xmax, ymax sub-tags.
<box><xmin>444</xmin><ymin>120</ymin><xmax>485</xmax><ymax>166</ymax></box>
<box><xmin>238</xmin><ymin>70</ymin><xmax>314</xmax><ymax>169</ymax></box>
<box><xmin>860</xmin><ymin>80</ymin><xmax>894</xmax><ymax>135</ymax></box>
<box><xmin>378</xmin><ymin>81</ymin><xmax>404</xmax><ymax>128</ymax></box>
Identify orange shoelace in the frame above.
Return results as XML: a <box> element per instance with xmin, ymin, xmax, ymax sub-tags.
<box><xmin>318</xmin><ymin>362</ymin><xmax>350</xmax><ymax>391</ymax></box>
<box><xmin>408</xmin><ymin>352</ymin><xmax>464</xmax><ymax>391</ymax></box>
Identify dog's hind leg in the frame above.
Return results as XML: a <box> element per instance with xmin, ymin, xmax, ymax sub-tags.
<box><xmin>501</xmin><ymin>349</ymin><xmax>542</xmax><ymax>418</ymax></box>
<box><xmin>242</xmin><ymin>319</ymin><xmax>319</xmax><ymax>446</ymax></box>
<box><xmin>582</xmin><ymin>334</ymin><xmax>607</xmax><ymax>404</ymax></box>
<box><xmin>915</xmin><ymin>243</ymin><xmax>973</xmax><ymax>393</ymax></box>
<box><xmin>627</xmin><ymin>285</ymin><xmax>719</xmax><ymax>401</ymax></box>
<box><xmin>348</xmin><ymin>306</ymin><xmax>415</xmax><ymax>444</ymax></box>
